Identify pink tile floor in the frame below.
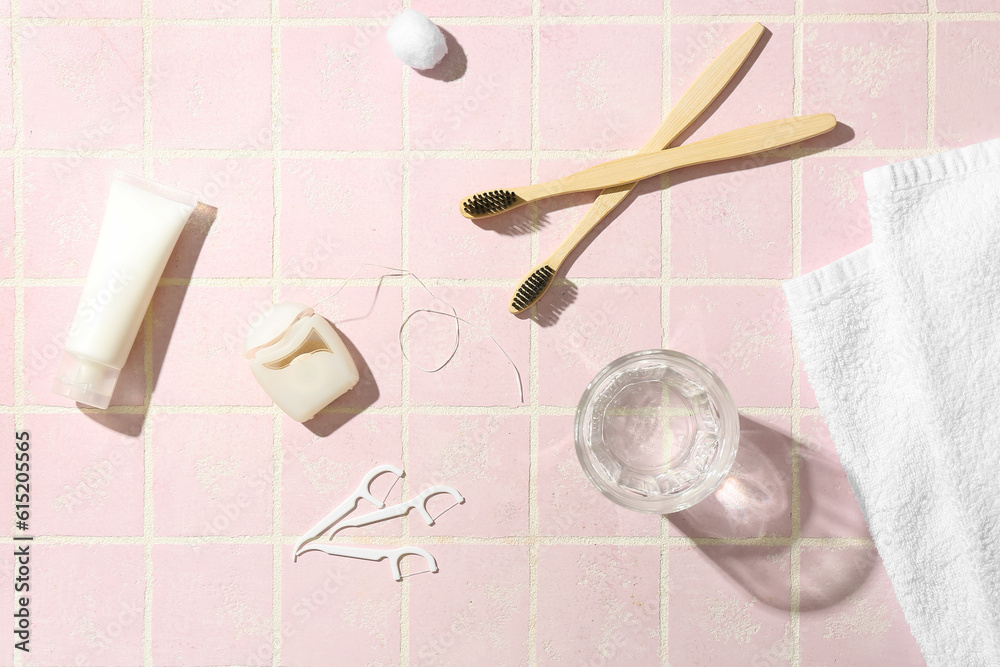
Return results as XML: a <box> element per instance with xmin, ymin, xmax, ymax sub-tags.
<box><xmin>8</xmin><ymin>1</ymin><xmax>994</xmax><ymax>665</ymax></box>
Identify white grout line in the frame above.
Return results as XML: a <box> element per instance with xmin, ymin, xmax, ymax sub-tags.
<box><xmin>269</xmin><ymin>2</ymin><xmax>283</xmax><ymax>665</ymax></box>
<box><xmin>10</xmin><ymin>403</ymin><xmax>823</xmax><ymax>416</ymax></box>
<box><xmin>659</xmin><ymin>2</ymin><xmax>672</xmax><ymax>666</ymax></box>
<box><xmin>0</xmin><ymin>11</ymin><xmax>998</xmax><ymax>26</ymax></box>
<box><xmin>790</xmin><ymin>1</ymin><xmax>805</xmax><ymax>664</ymax></box>
<box><xmin>139</xmin><ymin>1</ymin><xmax>154</xmax><ymax>665</ymax></box>
<box><xmin>0</xmin><ymin>145</ymin><xmax>952</xmax><ymax>159</ymax></box>
<box><xmin>0</xmin><ymin>534</ymin><xmax>876</xmax><ymax>547</ymax></box>
<box><xmin>527</xmin><ymin>1</ymin><xmax>541</xmax><ymax>664</ymax></box>
<box><xmin>9</xmin><ymin>0</ymin><xmax>21</xmax><ymax>664</ymax></box>
<box><xmin>399</xmin><ymin>0</ymin><xmax>412</xmax><ymax>660</ymax></box>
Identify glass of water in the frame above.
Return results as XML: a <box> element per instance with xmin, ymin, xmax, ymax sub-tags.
<box><xmin>574</xmin><ymin>349</ymin><xmax>740</xmax><ymax>514</ymax></box>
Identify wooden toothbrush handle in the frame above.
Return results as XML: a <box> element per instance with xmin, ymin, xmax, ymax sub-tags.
<box><xmin>546</xmin><ymin>22</ymin><xmax>765</xmax><ymax>268</ymax></box>
<box><xmin>519</xmin><ymin>114</ymin><xmax>837</xmax><ymax>202</ymax></box>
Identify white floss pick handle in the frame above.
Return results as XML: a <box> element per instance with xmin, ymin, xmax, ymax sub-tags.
<box><xmin>294</xmin><ymin>464</ymin><xmax>463</xmax><ymax>581</ymax></box>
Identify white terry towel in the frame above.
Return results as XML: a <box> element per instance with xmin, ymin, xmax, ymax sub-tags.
<box><xmin>784</xmin><ymin>139</ymin><xmax>1000</xmax><ymax>667</ymax></box>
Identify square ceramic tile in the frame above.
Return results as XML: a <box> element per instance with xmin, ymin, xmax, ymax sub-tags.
<box><xmin>802</xmin><ymin>22</ymin><xmax>928</xmax><ymax>149</ymax></box>
<box><xmin>539</xmin><ymin>24</ymin><xmax>662</xmax><ymax>150</ymax></box>
<box><xmin>407</xmin><ymin>285</ymin><xmax>530</xmax><ymax>407</ymax></box>
<box><xmin>281</xmin><ymin>413</ymin><xmax>403</xmax><ymax>538</ymax></box>
<box><xmin>280</xmin><ymin>545</ymin><xmax>401</xmax><ymax>665</ymax></box>
<box><xmin>537</xmin><ymin>285</ymin><xmax>662</xmax><ymax>407</ymax></box>
<box><xmin>26</xmin><ymin>545</ymin><xmax>143</xmax><ymax>667</ymax></box>
<box><xmin>152</xmin><ymin>26</ymin><xmax>272</xmax><ymax>149</ymax></box>
<box><xmin>421</xmin><ymin>0</ymin><xmax>530</xmax><ymax>15</ymax></box>
<box><xmin>23</xmin><ymin>286</ymin><xmax>146</xmax><ymax>406</ymax></box>
<box><xmin>21</xmin><ymin>0</ymin><xmax>140</xmax><ymax>16</ymax></box>
<box><xmin>280</xmin><ymin>0</ymin><xmax>401</xmax><ymax>16</ymax></box>
<box><xmin>936</xmin><ymin>22</ymin><xmax>1000</xmax><ymax>148</ymax></box>
<box><xmin>0</xmin><ymin>288</ymin><xmax>11</xmax><ymax>406</ymax></box>
<box><xmin>408</xmin><ymin>158</ymin><xmax>531</xmax><ymax>279</ymax></box>
<box><xmin>23</xmin><ymin>157</ymin><xmax>142</xmax><ymax>278</ymax></box>
<box><xmin>0</xmin><ymin>159</ymin><xmax>11</xmax><ymax>277</ymax></box>
<box><xmin>409</xmin><ymin>544</ymin><xmax>529</xmax><ymax>666</ymax></box>
<box><xmin>154</xmin><ymin>0</ymin><xmax>269</xmax><ymax>17</ymax></box>
<box><xmin>536</xmin><ymin>157</ymin><xmax>661</xmax><ymax>279</ymax></box>
<box><xmin>798</xmin><ymin>416</ymin><xmax>869</xmax><ymax>538</ymax></box>
<box><xmin>281</xmin><ymin>159</ymin><xmax>402</xmax><ymax>277</ymax></box>
<box><xmin>670</xmin><ymin>415</ymin><xmax>793</xmax><ymax>538</ymax></box>
<box><xmin>542</xmin><ymin>0</ymin><xmax>660</xmax><ymax>14</ymax></box>
<box><xmin>801</xmin><ymin>156</ymin><xmax>883</xmax><ymax>273</ymax></box>
<box><xmin>672</xmin><ymin>0</ymin><xmax>793</xmax><ymax>13</ymax></box>
<box><xmin>282</xmin><ymin>26</ymin><xmax>402</xmax><ymax>150</ymax></box>
<box><xmin>806</xmin><ymin>0</ymin><xmax>926</xmax><ymax>11</ymax></box>
<box><xmin>0</xmin><ymin>31</ymin><xmax>13</xmax><ymax>149</ymax></box>
<box><xmin>21</xmin><ymin>26</ymin><xmax>142</xmax><ymax>149</ymax></box>
<box><xmin>407</xmin><ymin>414</ymin><xmax>529</xmax><ymax>537</ymax></box>
<box><xmin>152</xmin><ymin>158</ymin><xmax>274</xmax><ymax>279</ymax></box>
<box><xmin>151</xmin><ymin>285</ymin><xmax>274</xmax><ymax>406</ymax></box>
<box><xmin>671</xmin><ymin>158</ymin><xmax>792</xmax><ymax>278</ymax></box>
<box><xmin>800</xmin><ymin>547</ymin><xmax>924</xmax><ymax>666</ymax></box>
<box><xmin>669</xmin><ymin>286</ymin><xmax>792</xmax><ymax>407</ymax></box>
<box><xmin>536</xmin><ymin>545</ymin><xmax>660</xmax><ymax>665</ymax></box>
<box><xmin>153</xmin><ymin>413</ymin><xmax>274</xmax><ymax>537</ymax></box>
<box><xmin>152</xmin><ymin>544</ymin><xmax>273</xmax><ymax>666</ymax></box>
<box><xmin>538</xmin><ymin>415</ymin><xmax>660</xmax><ymax>536</ymax></box>
<box><xmin>279</xmin><ymin>284</ymin><xmax>403</xmax><ymax>408</ymax></box>
<box><xmin>669</xmin><ymin>545</ymin><xmax>792</xmax><ymax>666</ymax></box>
<box><xmin>409</xmin><ymin>25</ymin><xmax>531</xmax><ymax>150</ymax></box>
<box><xmin>671</xmin><ymin>24</ymin><xmax>793</xmax><ymax>143</ymax></box>
<box><xmin>24</xmin><ymin>412</ymin><xmax>144</xmax><ymax>536</ymax></box>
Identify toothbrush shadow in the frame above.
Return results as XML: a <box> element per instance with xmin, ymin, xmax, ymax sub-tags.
<box><xmin>667</xmin><ymin>415</ymin><xmax>876</xmax><ymax>612</ymax></box>
<box><xmin>82</xmin><ymin>203</ymin><xmax>218</xmax><ymax>436</ymax></box>
<box><xmin>670</xmin><ymin>27</ymin><xmax>771</xmax><ymax>147</ymax></box>
<box><xmin>415</xmin><ymin>28</ymin><xmax>466</xmax><ymax>82</ymax></box>
<box><xmin>525</xmin><ymin>282</ymin><xmax>578</xmax><ymax>327</ymax></box>
<box><xmin>301</xmin><ymin>323</ymin><xmax>378</xmax><ymax>438</ymax></box>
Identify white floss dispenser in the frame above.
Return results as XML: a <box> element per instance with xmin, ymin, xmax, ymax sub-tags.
<box><xmin>243</xmin><ymin>302</ymin><xmax>360</xmax><ymax>422</ymax></box>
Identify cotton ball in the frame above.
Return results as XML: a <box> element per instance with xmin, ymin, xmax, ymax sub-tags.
<box><xmin>386</xmin><ymin>9</ymin><xmax>448</xmax><ymax>70</ymax></box>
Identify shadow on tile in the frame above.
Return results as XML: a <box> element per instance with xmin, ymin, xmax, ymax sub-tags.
<box><xmin>671</xmin><ymin>26</ymin><xmax>773</xmax><ymax>147</ymax></box>
<box><xmin>301</xmin><ymin>324</ymin><xmax>378</xmax><ymax>438</ymax></box>
<box><xmin>416</xmin><ymin>28</ymin><xmax>467</xmax><ymax>83</ymax></box>
<box><xmin>523</xmin><ymin>281</ymin><xmax>578</xmax><ymax>327</ymax></box>
<box><xmin>668</xmin><ymin>415</ymin><xmax>875</xmax><ymax>612</ymax></box>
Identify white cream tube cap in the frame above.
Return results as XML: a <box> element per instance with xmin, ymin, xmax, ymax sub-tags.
<box><xmin>52</xmin><ymin>352</ymin><xmax>121</xmax><ymax>409</ymax></box>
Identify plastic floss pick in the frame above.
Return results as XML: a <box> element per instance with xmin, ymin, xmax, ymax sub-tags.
<box><xmin>293</xmin><ymin>464</ymin><xmax>463</xmax><ymax>581</ymax></box>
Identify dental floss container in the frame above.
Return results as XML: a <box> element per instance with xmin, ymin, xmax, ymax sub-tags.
<box><xmin>243</xmin><ymin>302</ymin><xmax>360</xmax><ymax>423</ymax></box>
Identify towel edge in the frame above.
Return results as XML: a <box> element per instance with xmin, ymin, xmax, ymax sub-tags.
<box><xmin>864</xmin><ymin>138</ymin><xmax>1000</xmax><ymax>197</ymax></box>
<box><xmin>782</xmin><ymin>244</ymin><xmax>876</xmax><ymax>312</ymax></box>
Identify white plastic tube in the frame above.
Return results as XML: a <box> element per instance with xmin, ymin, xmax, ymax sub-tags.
<box><xmin>52</xmin><ymin>172</ymin><xmax>197</xmax><ymax>409</ymax></box>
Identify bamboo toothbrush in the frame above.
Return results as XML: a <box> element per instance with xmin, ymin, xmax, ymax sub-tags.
<box><xmin>462</xmin><ymin>114</ymin><xmax>835</xmax><ymax>225</ymax></box>
<box><xmin>507</xmin><ymin>22</ymin><xmax>767</xmax><ymax>313</ymax></box>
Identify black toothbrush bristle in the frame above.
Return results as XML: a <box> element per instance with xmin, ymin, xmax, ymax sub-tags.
<box><xmin>511</xmin><ymin>265</ymin><xmax>555</xmax><ymax>312</ymax></box>
<box><xmin>463</xmin><ymin>189</ymin><xmax>518</xmax><ymax>216</ymax></box>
